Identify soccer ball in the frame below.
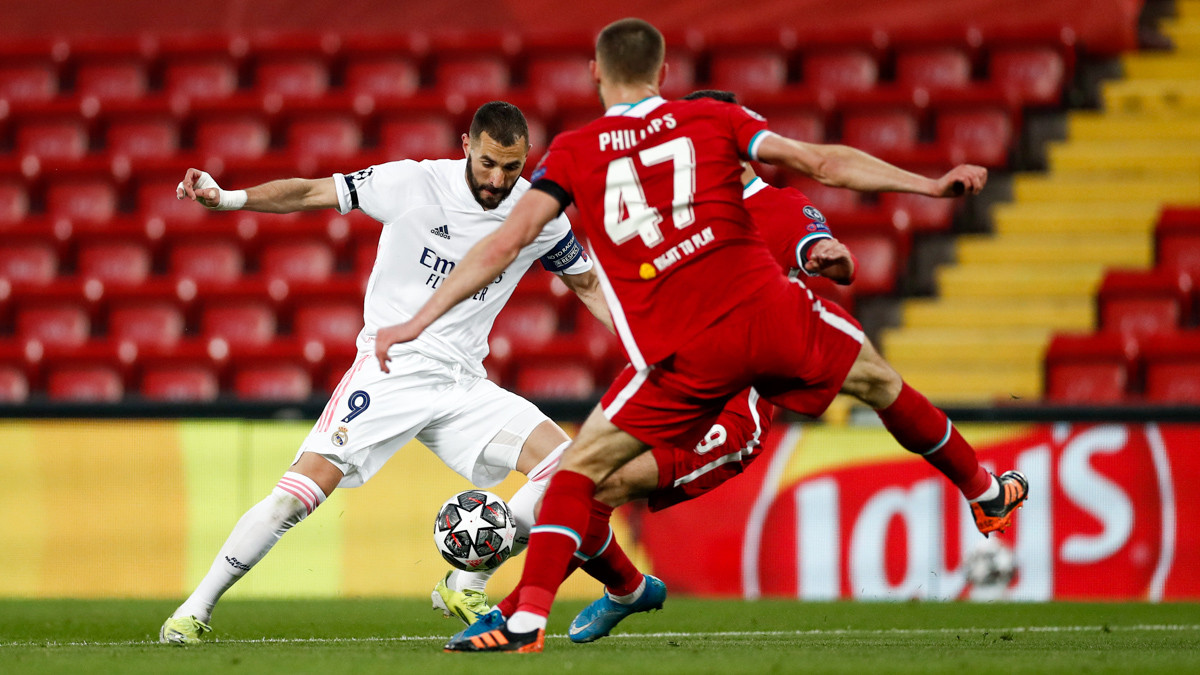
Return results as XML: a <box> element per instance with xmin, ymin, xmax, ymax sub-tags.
<box><xmin>433</xmin><ymin>490</ymin><xmax>517</xmax><ymax>572</ymax></box>
<box><xmin>964</xmin><ymin>539</ymin><xmax>1017</xmax><ymax>588</ymax></box>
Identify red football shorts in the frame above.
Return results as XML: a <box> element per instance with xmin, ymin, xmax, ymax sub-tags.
<box><xmin>600</xmin><ymin>276</ymin><xmax>864</xmax><ymax>450</ymax></box>
<box><xmin>648</xmin><ymin>387</ymin><xmax>776</xmax><ymax>512</ymax></box>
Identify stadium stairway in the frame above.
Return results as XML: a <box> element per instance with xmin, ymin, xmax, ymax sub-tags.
<box><xmin>879</xmin><ymin>0</ymin><xmax>1200</xmax><ymax>405</ymax></box>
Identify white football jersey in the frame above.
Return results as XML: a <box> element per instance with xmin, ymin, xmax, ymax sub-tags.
<box><xmin>333</xmin><ymin>158</ymin><xmax>590</xmax><ymax>375</ymax></box>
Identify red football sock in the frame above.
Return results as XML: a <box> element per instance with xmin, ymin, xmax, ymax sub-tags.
<box><xmin>511</xmin><ymin>470</ymin><xmax>597</xmax><ymax>618</ymax></box>
<box><xmin>876</xmin><ymin>382</ymin><xmax>992</xmax><ymax>500</ymax></box>
<box><xmin>580</xmin><ymin>501</ymin><xmax>643</xmax><ymax>596</ymax></box>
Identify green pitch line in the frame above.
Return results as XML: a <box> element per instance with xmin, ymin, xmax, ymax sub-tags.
<box><xmin>1</xmin><ymin>599</ymin><xmax>1198</xmax><ymax>674</ymax></box>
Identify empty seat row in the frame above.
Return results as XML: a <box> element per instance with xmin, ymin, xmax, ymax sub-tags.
<box><xmin>0</xmin><ymin>41</ymin><xmax>1068</xmax><ymax>108</ymax></box>
<box><xmin>1045</xmin><ymin>331</ymin><xmax>1200</xmax><ymax>404</ymax></box>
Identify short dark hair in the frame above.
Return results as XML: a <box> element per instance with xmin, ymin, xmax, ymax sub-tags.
<box><xmin>595</xmin><ymin>18</ymin><xmax>665</xmax><ymax>84</ymax></box>
<box><xmin>469</xmin><ymin>101</ymin><xmax>529</xmax><ymax>147</ymax></box>
<box><xmin>682</xmin><ymin>89</ymin><xmax>739</xmax><ymax>104</ymax></box>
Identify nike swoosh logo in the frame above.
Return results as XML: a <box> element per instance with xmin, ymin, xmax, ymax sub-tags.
<box><xmin>569</xmin><ymin>616</ymin><xmax>600</xmax><ymax>635</ymax></box>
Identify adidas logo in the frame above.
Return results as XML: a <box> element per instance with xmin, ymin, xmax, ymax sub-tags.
<box><xmin>431</xmin><ymin>224</ymin><xmax>450</xmax><ymax>239</ymax></box>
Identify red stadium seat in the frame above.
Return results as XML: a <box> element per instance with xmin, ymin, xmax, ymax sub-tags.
<box><xmin>77</xmin><ymin>240</ymin><xmax>152</xmax><ymax>285</ymax></box>
<box><xmin>489</xmin><ymin>298</ymin><xmax>559</xmax><ymax>360</ymax></box>
<box><xmin>286</xmin><ymin>115</ymin><xmax>362</xmax><ymax>159</ymax></box>
<box><xmin>936</xmin><ymin>107</ymin><xmax>1013</xmax><ymax>167</ymax></box>
<box><xmin>526</xmin><ymin>54</ymin><xmax>594</xmax><ymax>100</ymax></box>
<box><xmin>194</xmin><ymin>116</ymin><xmax>271</xmax><ymax>159</ymax></box>
<box><xmin>378</xmin><ymin>116</ymin><xmax>458</xmax><ymax>159</ymax></box>
<box><xmin>0</xmin><ymin>62</ymin><xmax>57</xmax><ymax>103</ymax></box>
<box><xmin>106</xmin><ymin>118</ymin><xmax>179</xmax><ymax>159</ymax></box>
<box><xmin>763</xmin><ymin>110</ymin><xmax>825</xmax><ymax>144</ymax></box>
<box><xmin>201</xmin><ymin>301</ymin><xmax>277</xmax><ymax>348</ymax></box>
<box><xmin>840</xmin><ymin>109</ymin><xmax>919</xmax><ymax>156</ymax></box>
<box><xmin>1141</xmin><ymin>333</ymin><xmax>1200</xmax><ymax>403</ymax></box>
<box><xmin>256</xmin><ymin>56</ymin><xmax>328</xmax><ymax>99</ymax></box>
<box><xmin>107</xmin><ymin>301</ymin><xmax>186</xmax><ymax>349</ymax></box>
<box><xmin>660</xmin><ymin>49</ymin><xmax>698</xmax><ymax>99</ymax></box>
<box><xmin>169</xmin><ymin>240</ymin><xmax>244</xmax><ymax>283</ymax></box>
<box><xmin>0</xmin><ymin>241</ymin><xmax>57</xmax><ymax>283</ymax></box>
<box><xmin>783</xmin><ymin>176</ymin><xmax>862</xmax><ymax>218</ymax></box>
<box><xmin>989</xmin><ymin>46</ymin><xmax>1065</xmax><ymax>106</ymax></box>
<box><xmin>232</xmin><ymin>363</ymin><xmax>312</xmax><ymax>401</ymax></box>
<box><xmin>259</xmin><ymin>240</ymin><xmax>335</xmax><ymax>282</ymax></box>
<box><xmin>45</xmin><ymin>179</ymin><xmax>118</xmax><ymax>224</ymax></box>
<box><xmin>164</xmin><ymin>57</ymin><xmax>239</xmax><ymax>100</ymax></box>
<box><xmin>293</xmin><ymin>300</ymin><xmax>363</xmax><ymax>345</ymax></box>
<box><xmin>803</xmin><ymin>49</ymin><xmax>878</xmax><ymax>92</ymax></box>
<box><xmin>140</xmin><ymin>364</ymin><xmax>219</xmax><ymax>402</ymax></box>
<box><xmin>838</xmin><ymin>229</ymin><xmax>901</xmax><ymax>295</ymax></box>
<box><xmin>434</xmin><ymin>55</ymin><xmax>510</xmax><ymax>98</ymax></box>
<box><xmin>895</xmin><ymin>47</ymin><xmax>973</xmax><ymax>90</ymax></box>
<box><xmin>17</xmin><ymin>304</ymin><xmax>90</xmax><ymax>347</ymax></box>
<box><xmin>344</xmin><ymin>57</ymin><xmax>420</xmax><ymax>99</ymax></box>
<box><xmin>139</xmin><ymin>179</ymin><xmax>210</xmax><ymax>224</ymax></box>
<box><xmin>74</xmin><ymin>60</ymin><xmax>147</xmax><ymax>101</ymax></box>
<box><xmin>46</xmin><ymin>364</ymin><xmax>123</xmax><ymax>402</ymax></box>
<box><xmin>17</xmin><ymin>119</ymin><xmax>88</xmax><ymax>161</ymax></box>
<box><xmin>0</xmin><ymin>181</ymin><xmax>30</xmax><ymax>226</ymax></box>
<box><xmin>710</xmin><ymin>50</ymin><xmax>788</xmax><ymax>95</ymax></box>
<box><xmin>514</xmin><ymin>361</ymin><xmax>596</xmax><ymax>400</ymax></box>
<box><xmin>881</xmin><ymin>190</ymin><xmax>955</xmax><ymax>233</ymax></box>
<box><xmin>1043</xmin><ymin>333</ymin><xmax>1135</xmax><ymax>403</ymax></box>
<box><xmin>1156</xmin><ymin>208</ymin><xmax>1200</xmax><ymax>280</ymax></box>
<box><xmin>1098</xmin><ymin>270</ymin><xmax>1190</xmax><ymax>337</ymax></box>
<box><xmin>0</xmin><ymin>366</ymin><xmax>30</xmax><ymax>403</ymax></box>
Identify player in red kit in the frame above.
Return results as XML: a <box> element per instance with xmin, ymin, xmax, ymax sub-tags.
<box><xmin>376</xmin><ymin>20</ymin><xmax>1028</xmax><ymax>652</ymax></box>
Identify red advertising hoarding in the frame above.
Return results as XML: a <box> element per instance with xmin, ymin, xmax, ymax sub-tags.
<box><xmin>635</xmin><ymin>422</ymin><xmax>1200</xmax><ymax>601</ymax></box>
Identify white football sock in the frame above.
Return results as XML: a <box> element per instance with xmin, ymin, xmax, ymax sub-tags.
<box><xmin>608</xmin><ymin>576</ymin><xmax>646</xmax><ymax>605</ymax></box>
<box><xmin>968</xmin><ymin>474</ymin><xmax>1000</xmax><ymax>503</ymax></box>
<box><xmin>507</xmin><ymin>611</ymin><xmax>548</xmax><ymax>633</ymax></box>
<box><xmin>172</xmin><ymin>472</ymin><xmax>326</xmax><ymax>623</ymax></box>
<box><xmin>447</xmin><ymin>441</ymin><xmax>567</xmax><ymax>594</ymax></box>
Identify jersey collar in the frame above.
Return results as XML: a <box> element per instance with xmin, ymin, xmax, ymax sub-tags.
<box><xmin>605</xmin><ymin>96</ymin><xmax>667</xmax><ymax>118</ymax></box>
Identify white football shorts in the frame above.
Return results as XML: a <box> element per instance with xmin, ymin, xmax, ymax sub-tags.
<box><xmin>295</xmin><ymin>347</ymin><xmax>550</xmax><ymax>489</ymax></box>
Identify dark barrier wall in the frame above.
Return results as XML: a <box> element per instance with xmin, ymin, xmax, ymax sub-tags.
<box><xmin>3</xmin><ymin>0</ymin><xmax>1142</xmax><ymax>54</ymax></box>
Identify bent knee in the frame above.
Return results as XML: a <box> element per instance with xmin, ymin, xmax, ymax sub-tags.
<box><xmin>841</xmin><ymin>347</ymin><xmax>902</xmax><ymax>409</ymax></box>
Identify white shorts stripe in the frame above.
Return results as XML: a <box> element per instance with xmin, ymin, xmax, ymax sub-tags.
<box><xmin>673</xmin><ymin>389</ymin><xmax>764</xmax><ymax>488</ymax></box>
<box><xmin>603</xmin><ymin>367</ymin><xmax>650</xmax><ymax>420</ymax></box>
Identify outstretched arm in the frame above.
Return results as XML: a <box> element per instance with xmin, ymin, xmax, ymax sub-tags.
<box><xmin>560</xmin><ymin>268</ymin><xmax>614</xmax><ymax>333</ymax></box>
<box><xmin>755</xmin><ymin>135</ymin><xmax>987</xmax><ymax>197</ymax></box>
<box><xmin>374</xmin><ymin>189</ymin><xmax>562</xmax><ymax>372</ymax></box>
<box><xmin>176</xmin><ymin>168</ymin><xmax>338</xmax><ymax>213</ymax></box>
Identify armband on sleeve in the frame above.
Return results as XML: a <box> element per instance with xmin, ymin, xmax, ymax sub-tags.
<box><xmin>531</xmin><ymin>178</ymin><xmax>571</xmax><ymax>216</ymax></box>
<box><xmin>796</xmin><ymin>231</ymin><xmax>834</xmax><ymax>277</ymax></box>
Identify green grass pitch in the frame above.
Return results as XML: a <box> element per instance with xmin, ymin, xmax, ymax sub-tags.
<box><xmin>1</xmin><ymin>598</ymin><xmax>1198</xmax><ymax>674</ymax></box>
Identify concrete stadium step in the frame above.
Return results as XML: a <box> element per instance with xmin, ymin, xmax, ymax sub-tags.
<box><xmin>991</xmin><ymin>202</ymin><xmax>1160</xmax><ymax>235</ymax></box>
<box><xmin>1120</xmin><ymin>55</ymin><xmax>1200</xmax><ymax>79</ymax></box>
<box><xmin>1069</xmin><ymin>111</ymin><xmax>1200</xmax><ymax>140</ymax></box>
<box><xmin>881</xmin><ymin>327</ymin><xmax>1050</xmax><ymax>367</ymax></box>
<box><xmin>1047</xmin><ymin>140</ymin><xmax>1200</xmax><ymax>172</ymax></box>
<box><xmin>1102</xmin><ymin>81</ymin><xmax>1200</xmax><ymax>113</ymax></box>
<box><xmin>1162</xmin><ymin>18</ymin><xmax>1200</xmax><ymax>51</ymax></box>
<box><xmin>1176</xmin><ymin>0</ymin><xmax>1200</xmax><ymax>20</ymax></box>
<box><xmin>889</xmin><ymin>365</ymin><xmax>1042</xmax><ymax>406</ymax></box>
<box><xmin>954</xmin><ymin>233</ymin><xmax>1153</xmax><ymax>267</ymax></box>
<box><xmin>935</xmin><ymin>263</ymin><xmax>1104</xmax><ymax>299</ymax></box>
<box><xmin>1012</xmin><ymin>172</ymin><xmax>1200</xmax><ymax>203</ymax></box>
<box><xmin>901</xmin><ymin>297</ymin><xmax>1094</xmax><ymax>331</ymax></box>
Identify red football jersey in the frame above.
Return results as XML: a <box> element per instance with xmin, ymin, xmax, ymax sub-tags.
<box><xmin>742</xmin><ymin>178</ymin><xmax>831</xmax><ymax>275</ymax></box>
<box><xmin>531</xmin><ymin>96</ymin><xmax>782</xmax><ymax>368</ymax></box>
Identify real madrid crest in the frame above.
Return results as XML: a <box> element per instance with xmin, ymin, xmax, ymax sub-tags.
<box><xmin>332</xmin><ymin>426</ymin><xmax>349</xmax><ymax>447</ymax></box>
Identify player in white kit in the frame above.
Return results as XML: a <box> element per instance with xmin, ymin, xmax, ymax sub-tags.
<box><xmin>160</xmin><ymin>102</ymin><xmax>608</xmax><ymax>644</ymax></box>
